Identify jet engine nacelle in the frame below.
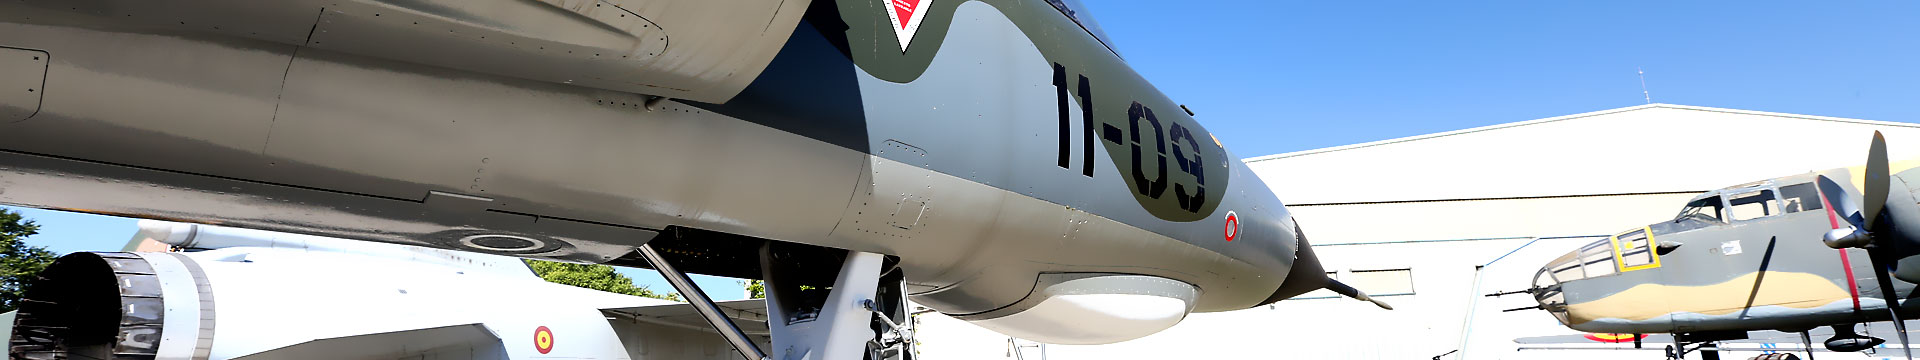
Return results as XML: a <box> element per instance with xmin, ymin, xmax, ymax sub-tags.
<box><xmin>7</xmin><ymin>221</ymin><xmax>762</xmax><ymax>360</ymax></box>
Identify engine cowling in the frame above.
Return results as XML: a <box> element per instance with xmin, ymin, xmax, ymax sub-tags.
<box><xmin>9</xmin><ymin>252</ymin><xmax>166</xmax><ymax>359</ymax></box>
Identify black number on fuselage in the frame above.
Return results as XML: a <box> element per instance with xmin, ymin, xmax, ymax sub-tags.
<box><xmin>1056</xmin><ymin>65</ymin><xmax>1204</xmax><ymax>214</ymax></box>
<box><xmin>1127</xmin><ymin>102</ymin><xmax>1168</xmax><ymax>198</ymax></box>
<box><xmin>1053</xmin><ymin>63</ymin><xmax>1071</xmax><ymax>170</ymax></box>
<box><xmin>1077</xmin><ymin>74</ymin><xmax>1093</xmax><ymax>177</ymax></box>
<box><xmin>1170</xmin><ymin>124</ymin><xmax>1206</xmax><ymax>212</ymax></box>
<box><xmin>1052</xmin><ymin>63</ymin><xmax>1095</xmax><ymax>178</ymax></box>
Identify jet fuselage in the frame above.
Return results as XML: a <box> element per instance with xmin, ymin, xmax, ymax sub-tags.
<box><xmin>0</xmin><ymin>0</ymin><xmax>1313</xmax><ymax>327</ymax></box>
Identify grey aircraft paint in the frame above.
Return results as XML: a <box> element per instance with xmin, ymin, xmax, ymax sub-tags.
<box><xmin>0</xmin><ymin>0</ymin><xmax>1346</xmax><ymax>337</ymax></box>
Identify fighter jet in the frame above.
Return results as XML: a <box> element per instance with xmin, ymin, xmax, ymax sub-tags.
<box><xmin>1515</xmin><ymin>132</ymin><xmax>1920</xmax><ymax>360</ymax></box>
<box><xmin>0</xmin><ymin>0</ymin><xmax>1381</xmax><ymax>358</ymax></box>
<box><xmin>12</xmin><ymin>220</ymin><xmax>788</xmax><ymax>360</ymax></box>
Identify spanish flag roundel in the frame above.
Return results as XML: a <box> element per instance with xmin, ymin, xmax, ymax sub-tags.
<box><xmin>534</xmin><ymin>326</ymin><xmax>555</xmax><ymax>354</ymax></box>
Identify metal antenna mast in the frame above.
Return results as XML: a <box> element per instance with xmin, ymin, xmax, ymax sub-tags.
<box><xmin>1638</xmin><ymin>67</ymin><xmax>1653</xmax><ymax>104</ymax></box>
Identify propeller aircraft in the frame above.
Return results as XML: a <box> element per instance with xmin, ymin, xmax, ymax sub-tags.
<box><xmin>0</xmin><ymin>0</ymin><xmax>1388</xmax><ymax>358</ymax></box>
<box><xmin>1516</xmin><ymin>132</ymin><xmax>1920</xmax><ymax>360</ymax></box>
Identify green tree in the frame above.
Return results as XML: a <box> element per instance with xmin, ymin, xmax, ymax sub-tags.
<box><xmin>526</xmin><ymin>260</ymin><xmax>681</xmax><ymax>301</ymax></box>
<box><xmin>0</xmin><ymin>209</ymin><xmax>54</xmax><ymax>313</ymax></box>
<box><xmin>743</xmin><ymin>279</ymin><xmax>765</xmax><ymax>299</ymax></box>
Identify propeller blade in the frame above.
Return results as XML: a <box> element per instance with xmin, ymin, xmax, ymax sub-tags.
<box><xmin>1325</xmin><ymin>279</ymin><xmax>1394</xmax><ymax>310</ymax></box>
<box><xmin>1818</xmin><ymin>175</ymin><xmax>1873</xmax><ymax>249</ymax></box>
<box><xmin>1869</xmin><ymin>249</ymin><xmax>1914</xmax><ymax>360</ymax></box>
<box><xmin>1866</xmin><ymin>131</ymin><xmax>1892</xmax><ymax>232</ymax></box>
<box><xmin>1817</xmin><ymin>175</ymin><xmax>1865</xmax><ymax>227</ymax></box>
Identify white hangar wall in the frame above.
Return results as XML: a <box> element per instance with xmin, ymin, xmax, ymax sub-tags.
<box><xmin>913</xmin><ymin>104</ymin><xmax>1920</xmax><ymax>360</ymax></box>
<box><xmin>1252</xmin><ymin>104</ymin><xmax>1920</xmax><ymax>206</ymax></box>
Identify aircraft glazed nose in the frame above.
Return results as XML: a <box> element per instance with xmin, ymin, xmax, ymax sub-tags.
<box><xmin>1529</xmin><ymin>265</ymin><xmax>1571</xmax><ymax>325</ymax></box>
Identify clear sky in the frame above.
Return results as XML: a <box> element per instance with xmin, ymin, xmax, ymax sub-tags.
<box><xmin>6</xmin><ymin>1</ymin><xmax>1915</xmax><ymax>301</ymax></box>
<box><xmin>1082</xmin><ymin>1</ymin><xmax>1919</xmax><ymax>157</ymax></box>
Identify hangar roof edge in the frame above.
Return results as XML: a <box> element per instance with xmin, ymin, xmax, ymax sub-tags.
<box><xmin>1242</xmin><ymin>104</ymin><xmax>1918</xmax><ymax>163</ymax></box>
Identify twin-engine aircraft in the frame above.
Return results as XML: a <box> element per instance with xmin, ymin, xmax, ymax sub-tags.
<box><xmin>0</xmin><ymin>0</ymin><xmax>1385</xmax><ymax>358</ymax></box>
<box><xmin>14</xmin><ymin>220</ymin><xmax>786</xmax><ymax>360</ymax></box>
<box><xmin>1518</xmin><ymin>132</ymin><xmax>1920</xmax><ymax>360</ymax></box>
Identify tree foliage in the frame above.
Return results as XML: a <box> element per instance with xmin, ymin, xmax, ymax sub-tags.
<box><xmin>743</xmin><ymin>279</ymin><xmax>765</xmax><ymax>299</ymax></box>
<box><xmin>0</xmin><ymin>209</ymin><xmax>53</xmax><ymax>313</ymax></box>
<box><xmin>526</xmin><ymin>260</ymin><xmax>680</xmax><ymax>301</ymax></box>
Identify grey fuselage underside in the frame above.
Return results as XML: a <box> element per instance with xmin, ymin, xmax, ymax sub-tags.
<box><xmin>0</xmin><ymin>0</ymin><xmax>1301</xmax><ymax>317</ymax></box>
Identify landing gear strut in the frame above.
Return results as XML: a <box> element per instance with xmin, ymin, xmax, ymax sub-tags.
<box><xmin>637</xmin><ymin>243</ymin><xmax>770</xmax><ymax>360</ymax></box>
<box><xmin>1666</xmin><ymin>340</ymin><xmax>1728</xmax><ymax>360</ymax></box>
<box><xmin>639</xmin><ymin>238</ymin><xmax>915</xmax><ymax>360</ymax></box>
<box><xmin>1801</xmin><ymin>330</ymin><xmax>1816</xmax><ymax>360</ymax></box>
<box><xmin>1669</xmin><ymin>331</ymin><xmax>1746</xmax><ymax>360</ymax></box>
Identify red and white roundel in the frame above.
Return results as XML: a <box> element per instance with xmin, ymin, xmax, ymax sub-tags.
<box><xmin>1223</xmin><ymin>211</ymin><xmax>1240</xmax><ymax>242</ymax></box>
<box><xmin>533</xmin><ymin>326</ymin><xmax>554</xmax><ymax>354</ymax></box>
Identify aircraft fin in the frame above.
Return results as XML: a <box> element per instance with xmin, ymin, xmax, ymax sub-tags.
<box><xmin>1326</xmin><ymin>279</ymin><xmax>1394</xmax><ymax>310</ymax></box>
<box><xmin>600</xmin><ymin>299</ymin><xmax>773</xmax><ymax>335</ymax></box>
<box><xmin>233</xmin><ymin>323</ymin><xmax>500</xmax><ymax>360</ymax></box>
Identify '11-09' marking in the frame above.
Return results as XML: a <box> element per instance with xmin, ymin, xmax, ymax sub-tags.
<box><xmin>1052</xmin><ymin>63</ymin><xmax>1209</xmax><ymax>213</ymax></box>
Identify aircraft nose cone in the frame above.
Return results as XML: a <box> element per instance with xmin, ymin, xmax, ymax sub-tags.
<box><xmin>1257</xmin><ymin>225</ymin><xmax>1330</xmax><ymax>305</ymax></box>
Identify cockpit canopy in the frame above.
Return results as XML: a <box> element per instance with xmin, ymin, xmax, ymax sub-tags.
<box><xmin>1666</xmin><ymin>179</ymin><xmax>1823</xmax><ymax>232</ymax></box>
<box><xmin>1044</xmin><ymin>0</ymin><xmax>1120</xmax><ymax>55</ymax></box>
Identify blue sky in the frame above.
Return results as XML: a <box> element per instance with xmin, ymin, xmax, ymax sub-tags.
<box><xmin>1083</xmin><ymin>1</ymin><xmax>1918</xmax><ymax>156</ymax></box>
<box><xmin>7</xmin><ymin>1</ymin><xmax>1915</xmax><ymax>300</ymax></box>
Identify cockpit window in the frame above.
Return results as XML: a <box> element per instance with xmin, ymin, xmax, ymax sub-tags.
<box><xmin>1578</xmin><ymin>240</ymin><xmax>1618</xmax><ymax>279</ymax></box>
<box><xmin>1675</xmin><ymin>196</ymin><xmax>1725</xmax><ymax>223</ymax></box>
<box><xmin>1614</xmin><ymin>228</ymin><xmax>1659</xmax><ymax>270</ymax></box>
<box><xmin>1045</xmin><ymin>0</ymin><xmax>1120</xmax><ymax>56</ymax></box>
<box><xmin>1541</xmin><ymin>238</ymin><xmax>1620</xmax><ymax>284</ymax></box>
<box><xmin>1778</xmin><ymin>183</ymin><xmax>1824</xmax><ymax>213</ymax></box>
<box><xmin>1726</xmin><ymin>190</ymin><xmax>1781</xmax><ymax>221</ymax></box>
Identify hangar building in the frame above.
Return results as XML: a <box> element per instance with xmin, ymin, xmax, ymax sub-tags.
<box><xmin>913</xmin><ymin>104</ymin><xmax>1920</xmax><ymax>360</ymax></box>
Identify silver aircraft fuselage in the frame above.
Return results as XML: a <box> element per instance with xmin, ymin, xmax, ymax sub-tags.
<box><xmin>0</xmin><ymin>0</ymin><xmax>1321</xmax><ymax>322</ymax></box>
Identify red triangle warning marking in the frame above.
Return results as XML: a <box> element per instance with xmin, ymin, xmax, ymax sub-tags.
<box><xmin>882</xmin><ymin>0</ymin><xmax>931</xmax><ymax>52</ymax></box>
<box><xmin>892</xmin><ymin>0</ymin><xmax>919</xmax><ymax>29</ymax></box>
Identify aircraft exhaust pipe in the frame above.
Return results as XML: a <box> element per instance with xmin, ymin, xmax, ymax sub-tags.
<box><xmin>8</xmin><ymin>252</ymin><xmax>167</xmax><ymax>360</ymax></box>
